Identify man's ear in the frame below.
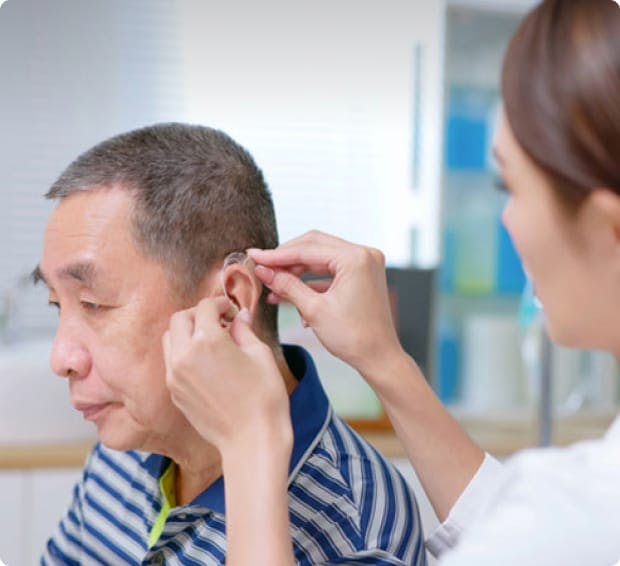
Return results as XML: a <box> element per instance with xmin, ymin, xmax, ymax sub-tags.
<box><xmin>589</xmin><ymin>188</ymin><xmax>620</xmax><ymax>248</ymax></box>
<box><xmin>220</xmin><ymin>263</ymin><xmax>262</xmax><ymax>318</ymax></box>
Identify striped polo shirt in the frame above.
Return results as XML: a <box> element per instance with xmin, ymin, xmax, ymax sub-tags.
<box><xmin>42</xmin><ymin>346</ymin><xmax>426</xmax><ymax>565</ymax></box>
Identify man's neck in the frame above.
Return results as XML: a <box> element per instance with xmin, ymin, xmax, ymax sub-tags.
<box><xmin>172</xmin><ymin>347</ymin><xmax>298</xmax><ymax>505</ymax></box>
<box><xmin>274</xmin><ymin>346</ymin><xmax>299</xmax><ymax>396</ymax></box>
<box><xmin>174</xmin><ymin>456</ymin><xmax>220</xmax><ymax>506</ymax></box>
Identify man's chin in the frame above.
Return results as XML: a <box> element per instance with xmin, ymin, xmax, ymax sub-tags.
<box><xmin>95</xmin><ymin>414</ymin><xmax>147</xmax><ymax>452</ymax></box>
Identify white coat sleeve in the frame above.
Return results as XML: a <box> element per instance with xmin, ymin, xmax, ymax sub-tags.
<box><xmin>425</xmin><ymin>453</ymin><xmax>505</xmax><ymax>558</ymax></box>
<box><xmin>438</xmin><ymin>429</ymin><xmax>620</xmax><ymax>566</ymax></box>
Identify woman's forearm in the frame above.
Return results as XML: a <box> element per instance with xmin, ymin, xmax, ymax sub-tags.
<box><xmin>363</xmin><ymin>350</ymin><xmax>485</xmax><ymax>522</ymax></box>
<box><xmin>222</xmin><ymin>440</ymin><xmax>295</xmax><ymax>566</ymax></box>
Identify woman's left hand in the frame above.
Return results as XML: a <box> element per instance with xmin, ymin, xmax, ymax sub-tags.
<box><xmin>164</xmin><ymin>297</ymin><xmax>296</xmax><ymax>565</ymax></box>
<box><xmin>162</xmin><ymin>297</ymin><xmax>293</xmax><ymax>459</ymax></box>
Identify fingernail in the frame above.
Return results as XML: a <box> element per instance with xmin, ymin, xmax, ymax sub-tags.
<box><xmin>246</xmin><ymin>248</ymin><xmax>261</xmax><ymax>255</ymax></box>
<box><xmin>254</xmin><ymin>265</ymin><xmax>275</xmax><ymax>283</ymax></box>
<box><xmin>238</xmin><ymin>307</ymin><xmax>252</xmax><ymax>323</ymax></box>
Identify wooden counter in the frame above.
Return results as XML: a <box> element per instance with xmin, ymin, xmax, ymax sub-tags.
<box><xmin>360</xmin><ymin>409</ymin><xmax>617</xmax><ymax>459</ymax></box>
<box><xmin>0</xmin><ymin>410</ymin><xmax>616</xmax><ymax>469</ymax></box>
<box><xmin>0</xmin><ymin>441</ymin><xmax>94</xmax><ymax>469</ymax></box>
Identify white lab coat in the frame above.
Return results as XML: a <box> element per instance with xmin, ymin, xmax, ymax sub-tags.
<box><xmin>426</xmin><ymin>416</ymin><xmax>620</xmax><ymax>566</ymax></box>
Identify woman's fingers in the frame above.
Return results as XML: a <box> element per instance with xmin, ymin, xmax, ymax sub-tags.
<box><xmin>164</xmin><ymin>298</ymin><xmax>290</xmax><ymax>452</ymax></box>
<box><xmin>167</xmin><ymin>298</ymin><xmax>234</xmax><ymax>371</ymax></box>
<box><xmin>167</xmin><ymin>306</ymin><xmax>196</xmax><ymax>352</ymax></box>
<box><xmin>248</xmin><ymin>240</ymin><xmax>340</xmax><ymax>273</ymax></box>
<box><xmin>264</xmin><ymin>279</ymin><xmax>332</xmax><ymax>305</ymax></box>
<box><xmin>254</xmin><ymin>267</ymin><xmax>320</xmax><ymax>316</ymax></box>
<box><xmin>249</xmin><ymin>231</ymin><xmax>401</xmax><ymax>378</ymax></box>
<box><xmin>229</xmin><ymin>309</ymin><xmax>265</xmax><ymax>350</ymax></box>
<box><xmin>305</xmin><ymin>279</ymin><xmax>333</xmax><ymax>293</ymax></box>
<box><xmin>189</xmin><ymin>297</ymin><xmax>233</xmax><ymax>341</ymax></box>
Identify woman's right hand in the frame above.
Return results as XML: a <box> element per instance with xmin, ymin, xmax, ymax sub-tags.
<box><xmin>248</xmin><ymin>230</ymin><xmax>406</xmax><ymax>381</ymax></box>
<box><xmin>251</xmin><ymin>232</ymin><xmax>487</xmax><ymax>525</ymax></box>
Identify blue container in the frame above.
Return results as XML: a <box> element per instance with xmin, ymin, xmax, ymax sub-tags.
<box><xmin>437</xmin><ymin>315</ymin><xmax>461</xmax><ymax>403</ymax></box>
<box><xmin>445</xmin><ymin>87</ymin><xmax>494</xmax><ymax>171</ymax></box>
<box><xmin>446</xmin><ymin>116</ymin><xmax>487</xmax><ymax>170</ymax></box>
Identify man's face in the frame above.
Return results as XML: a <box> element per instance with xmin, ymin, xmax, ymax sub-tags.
<box><xmin>39</xmin><ymin>188</ymin><xmax>200</xmax><ymax>452</ymax></box>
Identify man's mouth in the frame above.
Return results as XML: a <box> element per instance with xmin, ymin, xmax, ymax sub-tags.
<box><xmin>73</xmin><ymin>402</ymin><xmax>113</xmax><ymax>421</ymax></box>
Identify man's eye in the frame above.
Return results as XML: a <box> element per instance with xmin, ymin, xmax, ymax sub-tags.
<box><xmin>48</xmin><ymin>301</ymin><xmax>60</xmax><ymax>311</ymax></box>
<box><xmin>81</xmin><ymin>301</ymin><xmax>104</xmax><ymax>312</ymax></box>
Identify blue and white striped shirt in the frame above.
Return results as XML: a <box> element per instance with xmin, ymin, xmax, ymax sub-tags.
<box><xmin>42</xmin><ymin>346</ymin><xmax>426</xmax><ymax>565</ymax></box>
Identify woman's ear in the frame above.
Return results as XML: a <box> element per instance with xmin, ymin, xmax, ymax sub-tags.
<box><xmin>590</xmin><ymin>188</ymin><xmax>620</xmax><ymax>246</ymax></box>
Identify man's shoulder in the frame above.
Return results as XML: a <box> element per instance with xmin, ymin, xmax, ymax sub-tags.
<box><xmin>293</xmin><ymin>413</ymin><xmax>417</xmax><ymax>510</ymax></box>
<box><xmin>309</xmin><ymin>415</ymin><xmax>398</xmax><ymax>475</ymax></box>
<box><xmin>289</xmin><ymin>414</ymin><xmax>425</xmax><ymax>562</ymax></box>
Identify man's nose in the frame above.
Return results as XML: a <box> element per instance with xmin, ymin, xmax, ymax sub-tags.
<box><xmin>50</xmin><ymin>328</ymin><xmax>92</xmax><ymax>379</ymax></box>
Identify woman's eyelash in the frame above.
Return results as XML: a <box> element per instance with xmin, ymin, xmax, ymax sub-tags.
<box><xmin>494</xmin><ymin>177</ymin><xmax>510</xmax><ymax>192</ymax></box>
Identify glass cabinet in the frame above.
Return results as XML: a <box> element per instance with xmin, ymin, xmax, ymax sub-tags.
<box><xmin>434</xmin><ymin>1</ymin><xmax>619</xmax><ymax>451</ymax></box>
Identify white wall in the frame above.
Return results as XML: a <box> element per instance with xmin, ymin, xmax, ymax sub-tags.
<box><xmin>0</xmin><ymin>468</ymin><xmax>82</xmax><ymax>565</ymax></box>
<box><xmin>0</xmin><ymin>0</ymin><xmax>446</xmax><ymax>344</ymax></box>
<box><xmin>0</xmin><ymin>0</ymin><xmax>185</xmax><ymax>339</ymax></box>
<box><xmin>175</xmin><ymin>0</ymin><xmax>445</xmax><ymax>266</ymax></box>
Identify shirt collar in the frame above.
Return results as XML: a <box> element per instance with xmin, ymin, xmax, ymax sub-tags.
<box><xmin>143</xmin><ymin>344</ymin><xmax>331</xmax><ymax>515</ymax></box>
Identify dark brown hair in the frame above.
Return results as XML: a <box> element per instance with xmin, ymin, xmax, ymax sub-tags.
<box><xmin>46</xmin><ymin>123</ymin><xmax>280</xmax><ymax>341</ymax></box>
<box><xmin>502</xmin><ymin>0</ymin><xmax>620</xmax><ymax>202</ymax></box>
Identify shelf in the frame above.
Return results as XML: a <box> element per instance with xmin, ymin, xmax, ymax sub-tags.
<box><xmin>358</xmin><ymin>409</ymin><xmax>617</xmax><ymax>459</ymax></box>
<box><xmin>448</xmin><ymin>0</ymin><xmax>537</xmax><ymax>14</ymax></box>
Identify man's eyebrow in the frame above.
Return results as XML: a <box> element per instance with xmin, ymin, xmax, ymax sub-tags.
<box><xmin>59</xmin><ymin>262</ymin><xmax>98</xmax><ymax>288</ymax></box>
<box><xmin>31</xmin><ymin>262</ymin><xmax>99</xmax><ymax>289</ymax></box>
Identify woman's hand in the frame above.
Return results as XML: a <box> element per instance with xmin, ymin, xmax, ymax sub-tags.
<box><xmin>250</xmin><ymin>232</ymin><xmax>486</xmax><ymax>525</ymax></box>
<box><xmin>163</xmin><ymin>297</ymin><xmax>293</xmax><ymax>459</ymax></box>
<box><xmin>164</xmin><ymin>297</ymin><xmax>296</xmax><ymax>566</ymax></box>
<box><xmin>248</xmin><ymin>230</ymin><xmax>405</xmax><ymax>381</ymax></box>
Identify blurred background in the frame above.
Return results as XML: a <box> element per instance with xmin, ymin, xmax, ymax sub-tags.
<box><xmin>0</xmin><ymin>0</ymin><xmax>618</xmax><ymax>563</ymax></box>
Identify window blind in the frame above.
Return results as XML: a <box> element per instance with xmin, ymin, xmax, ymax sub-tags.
<box><xmin>0</xmin><ymin>0</ymin><xmax>183</xmax><ymax>337</ymax></box>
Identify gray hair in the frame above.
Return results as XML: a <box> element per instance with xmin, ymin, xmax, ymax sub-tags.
<box><xmin>46</xmin><ymin>123</ymin><xmax>279</xmax><ymax>340</ymax></box>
